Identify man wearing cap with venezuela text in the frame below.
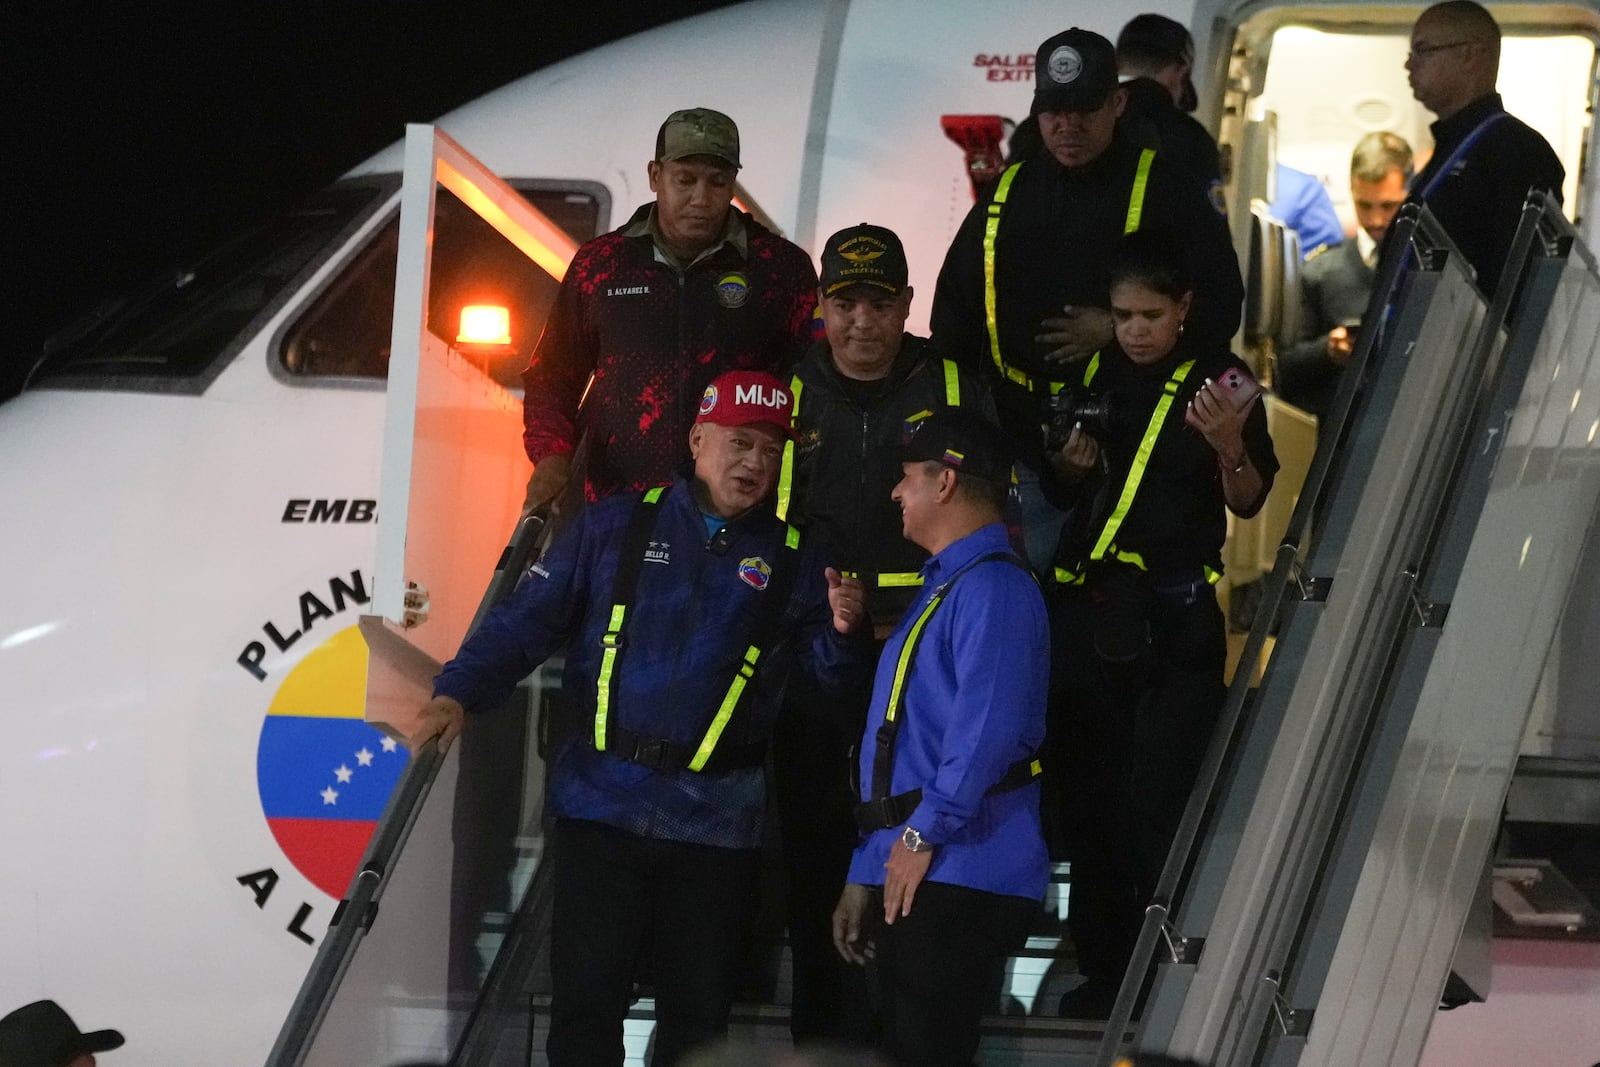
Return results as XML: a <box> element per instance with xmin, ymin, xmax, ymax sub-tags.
<box><xmin>412</xmin><ymin>370</ymin><xmax>872</xmax><ymax>1067</ymax></box>
<box><xmin>773</xmin><ymin>221</ymin><xmax>996</xmax><ymax>1048</ymax></box>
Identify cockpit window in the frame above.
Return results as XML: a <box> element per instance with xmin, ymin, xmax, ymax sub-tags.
<box><xmin>29</xmin><ymin>183</ymin><xmax>384</xmax><ymax>392</ymax></box>
<box><xmin>280</xmin><ymin>183</ymin><xmax>605</xmax><ymax>389</ymax></box>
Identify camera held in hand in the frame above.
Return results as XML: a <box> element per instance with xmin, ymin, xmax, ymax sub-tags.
<box><xmin>1045</xmin><ymin>390</ymin><xmax>1120</xmax><ymax>450</ymax></box>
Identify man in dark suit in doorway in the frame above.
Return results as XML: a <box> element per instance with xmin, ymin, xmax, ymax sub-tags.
<box><xmin>1278</xmin><ymin>132</ymin><xmax>1413</xmax><ymax>416</ymax></box>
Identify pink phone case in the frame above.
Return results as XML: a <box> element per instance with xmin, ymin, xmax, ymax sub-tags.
<box><xmin>1214</xmin><ymin>367</ymin><xmax>1262</xmax><ymax>406</ymax></box>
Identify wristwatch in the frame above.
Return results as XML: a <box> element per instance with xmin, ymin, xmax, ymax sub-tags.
<box><xmin>901</xmin><ymin>826</ymin><xmax>930</xmax><ymax>852</ymax></box>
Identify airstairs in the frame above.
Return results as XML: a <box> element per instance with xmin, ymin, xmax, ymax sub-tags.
<box><xmin>265</xmin><ymin>130</ymin><xmax>1600</xmax><ymax>1067</ymax></box>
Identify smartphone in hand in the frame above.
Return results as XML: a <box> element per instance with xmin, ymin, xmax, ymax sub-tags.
<box><xmin>1213</xmin><ymin>366</ymin><xmax>1263</xmax><ymax>409</ymax></box>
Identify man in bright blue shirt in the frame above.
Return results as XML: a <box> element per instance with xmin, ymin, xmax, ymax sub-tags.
<box><xmin>832</xmin><ymin>408</ymin><xmax>1049</xmax><ymax>1067</ymax></box>
<box><xmin>1268</xmin><ymin>164</ymin><xmax>1346</xmax><ymax>260</ymax></box>
<box><xmin>412</xmin><ymin>369</ymin><xmax>871</xmax><ymax>1067</ymax></box>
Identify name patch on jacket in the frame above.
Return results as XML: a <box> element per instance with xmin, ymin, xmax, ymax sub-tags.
<box><xmin>607</xmin><ymin>285</ymin><xmax>651</xmax><ymax>297</ymax></box>
<box><xmin>645</xmin><ymin>540</ymin><xmax>671</xmax><ymax>565</ymax></box>
<box><xmin>717</xmin><ymin>272</ymin><xmax>750</xmax><ymax>308</ymax></box>
<box><xmin>738</xmin><ymin>556</ymin><xmax>773</xmax><ymax>590</ymax></box>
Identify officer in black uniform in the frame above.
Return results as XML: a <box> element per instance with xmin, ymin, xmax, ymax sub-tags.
<box><xmin>1046</xmin><ymin>229</ymin><xmax>1277</xmax><ymax>1017</ymax></box>
<box><xmin>1115</xmin><ymin>14</ymin><xmax>1224</xmax><ymax>197</ymax></box>
<box><xmin>774</xmin><ymin>222</ymin><xmax>992</xmax><ymax>1047</ymax></box>
<box><xmin>930</xmin><ymin>26</ymin><xmax>1242</xmax><ymax>570</ymax></box>
<box><xmin>1405</xmin><ymin>1</ymin><xmax>1564</xmax><ymax>296</ymax></box>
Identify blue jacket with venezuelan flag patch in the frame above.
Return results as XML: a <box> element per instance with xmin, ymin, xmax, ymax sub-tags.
<box><xmin>433</xmin><ymin>474</ymin><xmax>871</xmax><ymax>848</ymax></box>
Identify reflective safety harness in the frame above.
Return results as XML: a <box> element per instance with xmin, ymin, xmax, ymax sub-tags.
<box><xmin>1053</xmin><ymin>357</ymin><xmax>1208</xmax><ymax>586</ymax></box>
<box><xmin>853</xmin><ymin>550</ymin><xmax>1044</xmax><ymax>833</ymax></box>
<box><xmin>983</xmin><ymin>149</ymin><xmax>1155</xmax><ymax>393</ymax></box>
<box><xmin>593</xmin><ymin>486</ymin><xmax>801</xmax><ymax>773</ymax></box>
<box><xmin>776</xmin><ymin>359</ymin><xmax>964</xmax><ymax>591</ymax></box>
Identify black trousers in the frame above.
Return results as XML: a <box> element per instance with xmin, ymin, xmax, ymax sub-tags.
<box><xmin>772</xmin><ymin>698</ymin><xmax>877</xmax><ymax>1045</ymax></box>
<box><xmin>1047</xmin><ymin>576</ymin><xmax>1225</xmax><ymax>986</ymax></box>
<box><xmin>547</xmin><ymin>818</ymin><xmax>760</xmax><ymax>1067</ymax></box>
<box><xmin>872</xmin><ymin>881</ymin><xmax>1036</xmax><ymax>1067</ymax></box>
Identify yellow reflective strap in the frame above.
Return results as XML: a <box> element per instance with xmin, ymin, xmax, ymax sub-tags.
<box><xmin>1029</xmin><ymin>759</ymin><xmax>1043</xmax><ymax>777</ymax></box>
<box><xmin>644</xmin><ymin>486</ymin><xmax>666</xmax><ymax>504</ymax></box>
<box><xmin>1204</xmin><ymin>564</ymin><xmax>1222</xmax><ymax>585</ymax></box>
<box><xmin>1083</xmin><ymin>352</ymin><xmax>1101</xmax><ymax>387</ymax></box>
<box><xmin>884</xmin><ymin>592</ymin><xmax>946</xmax><ymax>724</ymax></box>
<box><xmin>686</xmin><ymin>524</ymin><xmax>799</xmax><ymax>771</ymax></box>
<box><xmin>1089</xmin><ymin>359</ymin><xmax>1195</xmax><ymax>563</ymax></box>
<box><xmin>1109</xmin><ymin>546</ymin><xmax>1147</xmax><ymax>569</ymax></box>
<box><xmin>688</xmin><ymin>645</ymin><xmax>761</xmax><ymax>771</ymax></box>
<box><xmin>1053</xmin><ymin>565</ymin><xmax>1085</xmax><ymax>585</ymax></box>
<box><xmin>983</xmin><ymin>163</ymin><xmax>1031</xmax><ymax>388</ymax></box>
<box><xmin>776</xmin><ymin>375</ymin><xmax>804</xmax><ymax>522</ymax></box>
<box><xmin>942</xmin><ymin>359</ymin><xmax>960</xmax><ymax>406</ymax></box>
<box><xmin>594</xmin><ymin>603</ymin><xmax>628</xmax><ymax>750</ymax></box>
<box><xmin>1125</xmin><ymin>148</ymin><xmax>1155</xmax><ymax>233</ymax></box>
<box><xmin>877</xmin><ymin>572</ymin><xmax>925</xmax><ymax>588</ymax></box>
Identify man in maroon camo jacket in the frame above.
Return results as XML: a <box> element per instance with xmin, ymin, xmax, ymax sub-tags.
<box><xmin>522</xmin><ymin>107</ymin><xmax>820</xmax><ymax>508</ymax></box>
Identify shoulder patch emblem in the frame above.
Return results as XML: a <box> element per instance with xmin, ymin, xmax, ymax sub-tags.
<box><xmin>717</xmin><ymin>272</ymin><xmax>750</xmax><ymax>308</ymax></box>
<box><xmin>1207</xmin><ymin>179</ymin><xmax>1229</xmax><ymax>218</ymax></box>
<box><xmin>738</xmin><ymin>556</ymin><xmax>772</xmax><ymax>591</ymax></box>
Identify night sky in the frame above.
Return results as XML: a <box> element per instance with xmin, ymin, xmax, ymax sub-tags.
<box><xmin>7</xmin><ymin>1</ymin><xmax>745</xmax><ymax>403</ymax></box>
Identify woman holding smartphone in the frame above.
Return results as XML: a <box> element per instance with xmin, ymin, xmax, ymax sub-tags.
<box><xmin>1045</xmin><ymin>228</ymin><xmax>1279</xmax><ymax>1019</ymax></box>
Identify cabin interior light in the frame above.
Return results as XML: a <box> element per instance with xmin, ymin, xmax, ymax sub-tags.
<box><xmin>457</xmin><ymin>304</ymin><xmax>512</xmax><ymax>346</ymax></box>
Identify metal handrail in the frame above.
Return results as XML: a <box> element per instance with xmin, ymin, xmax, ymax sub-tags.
<box><xmin>265</xmin><ymin>507</ymin><xmax>555</xmax><ymax>1067</ymax></box>
<box><xmin>1092</xmin><ymin>203</ymin><xmax>1486</xmax><ymax>1066</ymax></box>
<box><xmin>264</xmin><ymin>742</ymin><xmax>446</xmax><ymax>1067</ymax></box>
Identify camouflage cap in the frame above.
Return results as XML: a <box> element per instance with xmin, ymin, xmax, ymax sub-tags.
<box><xmin>656</xmin><ymin>108</ymin><xmax>741</xmax><ymax>169</ymax></box>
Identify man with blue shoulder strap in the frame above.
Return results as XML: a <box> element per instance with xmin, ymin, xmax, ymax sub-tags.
<box><xmin>411</xmin><ymin>370</ymin><xmax>872</xmax><ymax>1067</ymax></box>
<box><xmin>1404</xmin><ymin>1</ymin><xmax>1563</xmax><ymax>297</ymax></box>
<box><xmin>831</xmin><ymin>409</ymin><xmax>1049</xmax><ymax>1067</ymax></box>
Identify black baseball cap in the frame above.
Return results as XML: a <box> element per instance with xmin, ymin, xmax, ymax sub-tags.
<box><xmin>1117</xmin><ymin>14</ymin><xmax>1200</xmax><ymax>112</ymax></box>
<box><xmin>0</xmin><ymin>1001</ymin><xmax>125</xmax><ymax>1067</ymax></box>
<box><xmin>900</xmin><ymin>408</ymin><xmax>1013</xmax><ymax>483</ymax></box>
<box><xmin>819</xmin><ymin>223</ymin><xmax>909</xmax><ymax>296</ymax></box>
<box><xmin>1032</xmin><ymin>28</ymin><xmax>1120</xmax><ymax>115</ymax></box>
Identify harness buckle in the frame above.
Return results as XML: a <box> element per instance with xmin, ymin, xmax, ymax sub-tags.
<box><xmin>625</xmin><ymin>736</ymin><xmax>672</xmax><ymax>769</ymax></box>
<box><xmin>855</xmin><ymin>796</ymin><xmax>900</xmax><ymax>833</ymax></box>
<box><xmin>600</xmin><ymin>632</ymin><xmax>625</xmax><ymax>651</ymax></box>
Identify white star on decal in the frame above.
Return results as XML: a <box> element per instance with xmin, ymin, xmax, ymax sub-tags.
<box><xmin>355</xmin><ymin>747</ymin><xmax>374</xmax><ymax>767</ymax></box>
<box><xmin>321</xmin><ymin>786</ymin><xmax>339</xmax><ymax>805</ymax></box>
<box><xmin>335</xmin><ymin>765</ymin><xmax>353</xmax><ymax>783</ymax></box>
<box><xmin>380</xmin><ymin>736</ymin><xmax>398</xmax><ymax>753</ymax></box>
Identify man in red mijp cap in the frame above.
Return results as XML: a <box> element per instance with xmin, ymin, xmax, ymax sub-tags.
<box><xmin>413</xmin><ymin>370</ymin><xmax>872</xmax><ymax>1067</ymax></box>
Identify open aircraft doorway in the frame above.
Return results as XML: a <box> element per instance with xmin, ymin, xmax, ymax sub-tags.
<box><xmin>1253</xmin><ymin>22</ymin><xmax>1593</xmax><ymax>233</ymax></box>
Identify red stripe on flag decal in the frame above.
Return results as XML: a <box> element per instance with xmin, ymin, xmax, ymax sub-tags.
<box><xmin>265</xmin><ymin>816</ymin><xmax>378</xmax><ymax>899</ymax></box>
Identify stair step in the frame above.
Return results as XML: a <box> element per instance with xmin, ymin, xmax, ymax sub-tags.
<box><xmin>509</xmin><ymin>996</ymin><xmax>1126</xmax><ymax>1066</ymax></box>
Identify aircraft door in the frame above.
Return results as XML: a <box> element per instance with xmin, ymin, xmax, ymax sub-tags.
<box><xmin>370</xmin><ymin>124</ymin><xmax>578</xmax><ymax>678</ymax></box>
<box><xmin>267</xmin><ymin>125</ymin><xmax>581</xmax><ymax>1067</ymax></box>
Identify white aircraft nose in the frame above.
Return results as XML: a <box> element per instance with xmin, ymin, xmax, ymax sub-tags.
<box><xmin>0</xmin><ymin>380</ymin><xmax>391</xmax><ymax>1053</ymax></box>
